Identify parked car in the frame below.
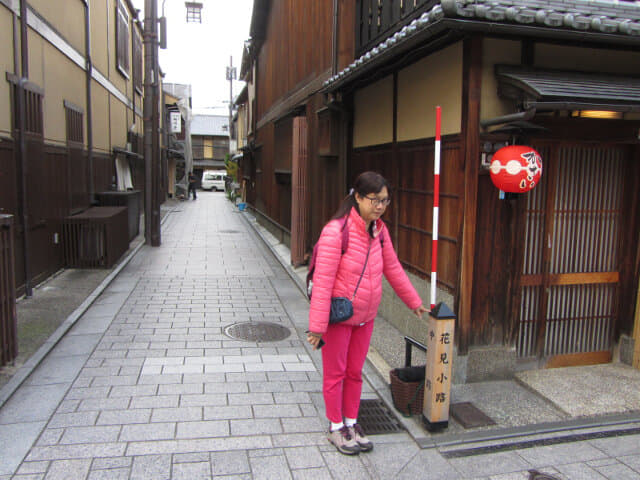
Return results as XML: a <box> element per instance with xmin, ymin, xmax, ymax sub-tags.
<box><xmin>201</xmin><ymin>171</ymin><xmax>226</xmax><ymax>191</ymax></box>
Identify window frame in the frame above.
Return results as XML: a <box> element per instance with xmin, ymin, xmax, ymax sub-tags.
<box><xmin>116</xmin><ymin>0</ymin><xmax>131</xmax><ymax>78</ymax></box>
<box><xmin>132</xmin><ymin>26</ymin><xmax>143</xmax><ymax>94</ymax></box>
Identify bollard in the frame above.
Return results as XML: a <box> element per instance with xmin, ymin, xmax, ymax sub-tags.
<box><xmin>422</xmin><ymin>302</ymin><xmax>455</xmax><ymax>432</ymax></box>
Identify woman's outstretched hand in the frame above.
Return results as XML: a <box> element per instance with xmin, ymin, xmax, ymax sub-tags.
<box><xmin>413</xmin><ymin>305</ymin><xmax>428</xmax><ymax>318</ymax></box>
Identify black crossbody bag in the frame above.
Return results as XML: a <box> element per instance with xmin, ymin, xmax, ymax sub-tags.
<box><xmin>329</xmin><ymin>243</ymin><xmax>371</xmax><ymax>324</ymax></box>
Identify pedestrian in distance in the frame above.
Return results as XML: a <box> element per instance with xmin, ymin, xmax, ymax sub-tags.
<box><xmin>188</xmin><ymin>171</ymin><xmax>197</xmax><ymax>200</ymax></box>
<box><xmin>306</xmin><ymin>171</ymin><xmax>427</xmax><ymax>455</ymax></box>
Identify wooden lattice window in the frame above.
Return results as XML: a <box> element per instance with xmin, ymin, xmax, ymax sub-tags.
<box><xmin>64</xmin><ymin>101</ymin><xmax>84</xmax><ymax>144</ymax></box>
<box><xmin>7</xmin><ymin>74</ymin><xmax>44</xmax><ymax>135</ymax></box>
<box><xmin>132</xmin><ymin>28</ymin><xmax>143</xmax><ymax>94</ymax></box>
<box><xmin>116</xmin><ymin>0</ymin><xmax>130</xmax><ymax>77</ymax></box>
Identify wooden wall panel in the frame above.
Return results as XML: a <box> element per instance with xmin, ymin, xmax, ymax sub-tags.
<box><xmin>257</xmin><ymin>0</ymin><xmax>333</xmax><ymax>117</ymax></box>
<box><xmin>351</xmin><ymin>136</ymin><xmax>463</xmax><ymax>294</ymax></box>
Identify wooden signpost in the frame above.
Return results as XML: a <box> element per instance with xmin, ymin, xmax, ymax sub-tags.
<box><xmin>422</xmin><ymin>302</ymin><xmax>455</xmax><ymax>431</ymax></box>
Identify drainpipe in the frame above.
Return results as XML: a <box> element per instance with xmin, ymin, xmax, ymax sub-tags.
<box><xmin>480</xmin><ymin>107</ymin><xmax>536</xmax><ymax>129</ymax></box>
<box><xmin>332</xmin><ymin>0</ymin><xmax>339</xmax><ymax>76</ymax></box>
<box><xmin>84</xmin><ymin>0</ymin><xmax>95</xmax><ymax>204</ymax></box>
<box><xmin>17</xmin><ymin>0</ymin><xmax>32</xmax><ymax>297</ymax></box>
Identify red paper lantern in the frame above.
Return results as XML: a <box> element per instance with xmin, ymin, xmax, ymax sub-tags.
<box><xmin>489</xmin><ymin>145</ymin><xmax>542</xmax><ymax>193</ymax></box>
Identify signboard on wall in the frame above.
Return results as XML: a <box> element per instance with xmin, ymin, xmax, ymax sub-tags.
<box><xmin>170</xmin><ymin>112</ymin><xmax>182</xmax><ymax>133</ymax></box>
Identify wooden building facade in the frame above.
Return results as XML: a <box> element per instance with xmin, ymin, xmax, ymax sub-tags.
<box><xmin>0</xmin><ymin>0</ymin><xmax>146</xmax><ymax>294</ymax></box>
<box><xmin>242</xmin><ymin>0</ymin><xmax>640</xmax><ymax>378</ymax></box>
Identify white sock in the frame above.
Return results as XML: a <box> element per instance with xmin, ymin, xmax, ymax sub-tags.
<box><xmin>330</xmin><ymin>421</ymin><xmax>344</xmax><ymax>432</ymax></box>
<box><xmin>344</xmin><ymin>417</ymin><xmax>357</xmax><ymax>427</ymax></box>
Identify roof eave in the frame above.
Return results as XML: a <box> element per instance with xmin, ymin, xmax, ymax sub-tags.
<box><xmin>323</xmin><ymin>18</ymin><xmax>640</xmax><ymax>94</ymax></box>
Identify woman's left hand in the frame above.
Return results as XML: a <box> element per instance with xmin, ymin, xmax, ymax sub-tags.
<box><xmin>412</xmin><ymin>305</ymin><xmax>428</xmax><ymax>318</ymax></box>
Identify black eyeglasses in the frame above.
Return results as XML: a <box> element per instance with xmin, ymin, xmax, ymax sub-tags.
<box><xmin>364</xmin><ymin>195</ymin><xmax>391</xmax><ymax>207</ymax></box>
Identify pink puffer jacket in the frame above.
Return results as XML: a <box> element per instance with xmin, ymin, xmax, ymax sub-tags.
<box><xmin>308</xmin><ymin>207</ymin><xmax>422</xmax><ymax>334</ymax></box>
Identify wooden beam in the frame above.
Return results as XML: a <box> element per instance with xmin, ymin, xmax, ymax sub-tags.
<box><xmin>633</xmin><ymin>280</ymin><xmax>640</xmax><ymax>369</ymax></box>
<box><xmin>520</xmin><ymin>271</ymin><xmax>620</xmax><ymax>286</ymax></box>
<box><xmin>458</xmin><ymin>36</ymin><xmax>482</xmax><ymax>354</ymax></box>
<box><xmin>545</xmin><ymin>351</ymin><xmax>611</xmax><ymax>369</ymax></box>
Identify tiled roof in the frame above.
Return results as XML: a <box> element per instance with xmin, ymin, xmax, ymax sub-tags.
<box><xmin>191</xmin><ymin>115</ymin><xmax>229</xmax><ymax>136</ymax></box>
<box><xmin>323</xmin><ymin>0</ymin><xmax>640</xmax><ymax>91</ymax></box>
<box><xmin>496</xmin><ymin>65</ymin><xmax>640</xmax><ymax>104</ymax></box>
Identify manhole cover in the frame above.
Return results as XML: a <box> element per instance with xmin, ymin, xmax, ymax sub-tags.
<box><xmin>450</xmin><ymin>402</ymin><xmax>495</xmax><ymax>429</ymax></box>
<box><xmin>358</xmin><ymin>399</ymin><xmax>404</xmax><ymax>435</ymax></box>
<box><xmin>224</xmin><ymin>321</ymin><xmax>291</xmax><ymax>342</ymax></box>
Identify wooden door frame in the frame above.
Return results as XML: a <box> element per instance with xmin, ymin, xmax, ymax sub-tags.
<box><xmin>513</xmin><ymin>140</ymin><xmax>628</xmax><ymax>366</ymax></box>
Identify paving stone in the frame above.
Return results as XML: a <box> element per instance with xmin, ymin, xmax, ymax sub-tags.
<box><xmin>591</xmin><ymin>435</ymin><xmax>640</xmax><ymax>457</ymax></box>
<box><xmin>284</xmin><ymin>446</ymin><xmax>325</xmax><ymax>469</ymax></box>
<box><xmin>594</xmin><ymin>462</ymin><xmax>640</xmax><ymax>479</ymax></box>
<box><xmin>130</xmin><ymin>454</ymin><xmax>171</xmax><ymax>480</ymax></box>
<box><xmin>109</xmin><ymin>385</ymin><xmax>157</xmax><ymax>397</ymax></box>
<box><xmin>249</xmin><ymin>381</ymin><xmax>293</xmax><ymax>393</ymax></box>
<box><xmin>174</xmin><ymin>452</ymin><xmax>210</xmax><ymax>463</ymax></box>
<box><xmin>253</xmin><ymin>404</ymin><xmax>302</xmax><ymax>418</ymax></box>
<box><xmin>250</xmin><ymin>454</ymin><xmax>292</xmax><ymax>480</ymax></box>
<box><xmin>137</xmin><ymin>374</ymin><xmax>183</xmax><ymax>385</ymax></box>
<box><xmin>119</xmin><ymin>422</ymin><xmax>176</xmax><ymax>441</ymax></box>
<box><xmin>43</xmin><ymin>458</ymin><xmax>91</xmax><ymax>479</ymax></box>
<box><xmin>231</xmin><ymin>419</ymin><xmax>282</xmax><ymax>436</ymax></box>
<box><xmin>291</xmin><ymin>467</ymin><xmax>333</xmax><ymax>480</ymax></box>
<box><xmin>129</xmin><ymin>395</ymin><xmax>179</xmax><ymax>409</ymax></box>
<box><xmin>176</xmin><ymin>420</ymin><xmax>229</xmax><ymax>439</ymax></box>
<box><xmin>96</xmin><ymin>409</ymin><xmax>151</xmax><ymax>425</ymax></box>
<box><xmin>179</xmin><ymin>394</ymin><xmax>227</xmax><ymax>407</ymax></box>
<box><xmin>36</xmin><ymin>429</ymin><xmax>63</xmax><ymax>446</ymax></box>
<box><xmin>172</xmin><ymin>461</ymin><xmax>212</xmax><ymax>480</ymax></box>
<box><xmin>449</xmin><ymin>451</ymin><xmax>531</xmax><ymax>478</ymax></box>
<box><xmin>226</xmin><ymin>372</ymin><xmax>267</xmax><ymax>382</ymax></box>
<box><xmin>516</xmin><ymin>441</ymin><xmax>609</xmax><ymax>467</ymax></box>
<box><xmin>25</xmin><ymin>443</ymin><xmax>126</xmax><ymax>461</ymax></box>
<box><xmin>619</xmin><ymin>454</ymin><xmax>640</xmax><ymax>473</ymax></box>
<box><xmin>281</xmin><ymin>417</ymin><xmax>324</xmax><ymax>433</ymax></box>
<box><xmin>125</xmin><ymin>435</ymin><xmax>273</xmax><ymax>456</ymax></box>
<box><xmin>555</xmin><ymin>462</ymin><xmax>607</xmax><ymax>479</ymax></box>
<box><xmin>151</xmin><ymin>406</ymin><xmax>202</xmax><ymax>422</ymax></box>
<box><xmin>48</xmin><ymin>412</ymin><xmax>98</xmax><ymax>428</ymax></box>
<box><xmin>15</xmin><ymin>462</ymin><xmax>49</xmax><ymax>475</ymax></box>
<box><xmin>59</xmin><ymin>425</ymin><xmax>121</xmax><ymax>444</ymax></box>
<box><xmin>228</xmin><ymin>393</ymin><xmax>274</xmax><ymax>406</ymax></box>
<box><xmin>90</xmin><ymin>457</ymin><xmax>132</xmax><ymax>469</ymax></box>
<box><xmin>87</xmin><ymin>467</ymin><xmax>130</xmax><ymax>479</ymax></box>
<box><xmin>90</xmin><ymin>375</ymin><xmax>138</xmax><ymax>387</ymax></box>
<box><xmin>203</xmin><ymin>405</ymin><xmax>252</xmax><ymax>420</ymax></box>
<box><xmin>77</xmin><ymin>398</ymin><xmax>130</xmax><ymax>412</ymax></box>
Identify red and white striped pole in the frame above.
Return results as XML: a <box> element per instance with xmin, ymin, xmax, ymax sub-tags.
<box><xmin>431</xmin><ymin>106</ymin><xmax>441</xmax><ymax>311</ymax></box>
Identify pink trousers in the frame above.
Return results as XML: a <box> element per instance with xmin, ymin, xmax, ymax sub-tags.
<box><xmin>321</xmin><ymin>320</ymin><xmax>375</xmax><ymax>423</ymax></box>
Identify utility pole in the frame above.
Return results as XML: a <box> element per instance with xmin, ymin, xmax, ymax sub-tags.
<box><xmin>144</xmin><ymin>0</ymin><xmax>161</xmax><ymax>246</ymax></box>
<box><xmin>226</xmin><ymin>56</ymin><xmax>236</xmax><ymax>154</ymax></box>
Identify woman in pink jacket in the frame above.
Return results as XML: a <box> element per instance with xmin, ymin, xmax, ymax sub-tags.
<box><xmin>307</xmin><ymin>171</ymin><xmax>427</xmax><ymax>455</ymax></box>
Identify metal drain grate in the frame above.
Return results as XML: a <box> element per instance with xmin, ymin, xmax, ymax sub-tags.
<box><xmin>224</xmin><ymin>321</ymin><xmax>291</xmax><ymax>342</ymax></box>
<box><xmin>450</xmin><ymin>402</ymin><xmax>496</xmax><ymax>429</ymax></box>
<box><xmin>358</xmin><ymin>399</ymin><xmax>404</xmax><ymax>435</ymax></box>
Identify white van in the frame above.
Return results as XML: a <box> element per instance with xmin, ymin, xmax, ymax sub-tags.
<box><xmin>201</xmin><ymin>171</ymin><xmax>226</xmax><ymax>191</ymax></box>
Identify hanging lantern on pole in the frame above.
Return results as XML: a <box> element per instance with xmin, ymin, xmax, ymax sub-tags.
<box><xmin>489</xmin><ymin>145</ymin><xmax>542</xmax><ymax>193</ymax></box>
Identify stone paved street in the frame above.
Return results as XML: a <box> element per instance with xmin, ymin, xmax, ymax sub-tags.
<box><xmin>1</xmin><ymin>192</ymin><xmax>639</xmax><ymax>479</ymax></box>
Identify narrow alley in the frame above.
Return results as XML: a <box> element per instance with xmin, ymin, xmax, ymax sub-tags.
<box><xmin>0</xmin><ymin>192</ymin><xmax>639</xmax><ymax>480</ymax></box>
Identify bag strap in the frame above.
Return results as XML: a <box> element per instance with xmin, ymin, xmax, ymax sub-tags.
<box><xmin>351</xmin><ymin>242</ymin><xmax>371</xmax><ymax>301</ymax></box>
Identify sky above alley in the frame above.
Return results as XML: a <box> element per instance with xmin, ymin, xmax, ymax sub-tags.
<box><xmin>131</xmin><ymin>0</ymin><xmax>253</xmax><ymax>115</ymax></box>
